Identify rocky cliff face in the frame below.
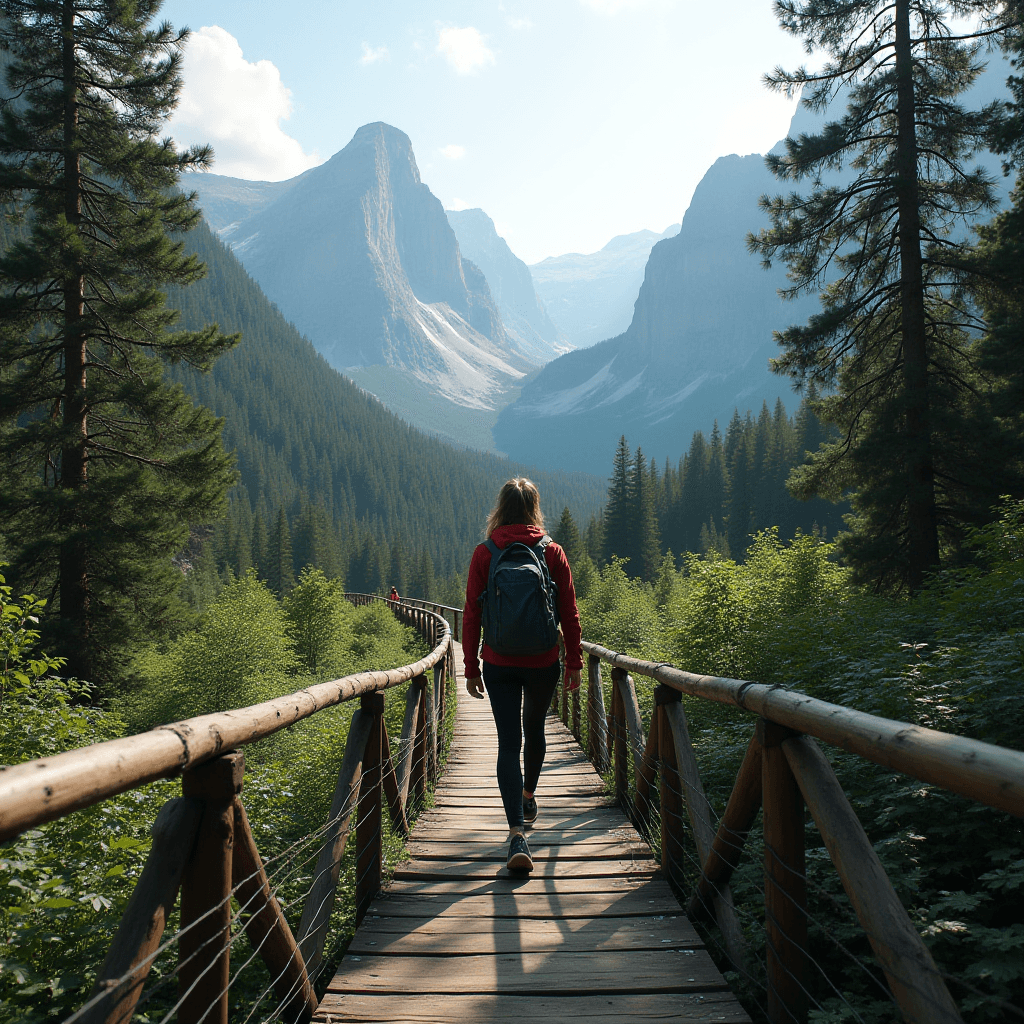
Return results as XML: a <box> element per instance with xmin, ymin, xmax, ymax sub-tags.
<box><xmin>496</xmin><ymin>64</ymin><xmax>1013</xmax><ymax>475</ymax></box>
<box><xmin>494</xmin><ymin>150</ymin><xmax>817</xmax><ymax>474</ymax></box>
<box><xmin>528</xmin><ymin>224</ymin><xmax>679</xmax><ymax>350</ymax></box>
<box><xmin>447</xmin><ymin>208</ymin><xmax>570</xmax><ymax>364</ymax></box>
<box><xmin>204</xmin><ymin>123</ymin><xmax>532</xmax><ymax>419</ymax></box>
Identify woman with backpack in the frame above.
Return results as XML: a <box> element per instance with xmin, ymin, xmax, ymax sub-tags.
<box><xmin>462</xmin><ymin>477</ymin><xmax>583</xmax><ymax>872</ymax></box>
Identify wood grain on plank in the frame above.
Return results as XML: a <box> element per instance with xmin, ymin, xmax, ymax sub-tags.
<box><xmin>391</xmin><ymin>858</ymin><xmax>658</xmax><ymax>880</ymax></box>
<box><xmin>349</xmin><ymin>917</ymin><xmax>701</xmax><ymax>954</ymax></box>
<box><xmin>328</xmin><ymin>949</ymin><xmax>729</xmax><ymax>995</ymax></box>
<box><xmin>314</xmin><ymin>991</ymin><xmax>750</xmax><ymax>1022</ymax></box>
<box><xmin>365</xmin><ymin>890</ymin><xmax>684</xmax><ymax>918</ymax></box>
<box><xmin>322</xmin><ymin>648</ymin><xmax>748</xmax><ymax>1022</ymax></box>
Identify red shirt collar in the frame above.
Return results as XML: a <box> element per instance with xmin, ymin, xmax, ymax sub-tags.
<box><xmin>489</xmin><ymin>524</ymin><xmax>547</xmax><ymax>548</ymax></box>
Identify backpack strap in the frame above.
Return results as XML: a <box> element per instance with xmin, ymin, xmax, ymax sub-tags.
<box><xmin>480</xmin><ymin>539</ymin><xmax>501</xmax><ymax>606</ymax></box>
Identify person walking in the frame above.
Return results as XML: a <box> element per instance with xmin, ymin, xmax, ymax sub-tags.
<box><xmin>462</xmin><ymin>477</ymin><xmax>583</xmax><ymax>872</ymax></box>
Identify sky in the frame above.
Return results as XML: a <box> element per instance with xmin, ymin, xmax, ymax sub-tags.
<box><xmin>160</xmin><ymin>0</ymin><xmax>808</xmax><ymax>264</ymax></box>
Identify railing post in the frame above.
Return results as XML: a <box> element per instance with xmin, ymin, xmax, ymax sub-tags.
<box><xmin>761</xmin><ymin>719</ymin><xmax>808</xmax><ymax>1024</ymax></box>
<box><xmin>178</xmin><ymin>751</ymin><xmax>244</xmax><ymax>1024</ymax></box>
<box><xmin>356</xmin><ymin>692</ymin><xmax>384</xmax><ymax>921</ymax></box>
<box><xmin>656</xmin><ymin>687</ymin><xmax>687</xmax><ymax>890</ymax></box>
<box><xmin>410</xmin><ymin>675</ymin><xmax>428</xmax><ymax>801</ymax></box>
<box><xmin>588</xmin><ymin>654</ymin><xmax>608</xmax><ymax>771</ymax></box>
<box><xmin>571</xmin><ymin>671</ymin><xmax>581</xmax><ymax>742</ymax></box>
<box><xmin>610</xmin><ymin>667</ymin><xmax>628</xmax><ymax>805</ymax></box>
<box><xmin>429</xmin><ymin>663</ymin><xmax>442</xmax><ymax>782</ymax></box>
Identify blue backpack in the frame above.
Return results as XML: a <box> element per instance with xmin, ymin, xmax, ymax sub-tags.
<box><xmin>479</xmin><ymin>536</ymin><xmax>560</xmax><ymax>656</ymax></box>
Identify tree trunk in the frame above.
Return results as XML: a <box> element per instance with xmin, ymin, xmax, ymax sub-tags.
<box><xmin>894</xmin><ymin>0</ymin><xmax>941</xmax><ymax>590</ymax></box>
<box><xmin>60</xmin><ymin>0</ymin><xmax>90</xmax><ymax>678</ymax></box>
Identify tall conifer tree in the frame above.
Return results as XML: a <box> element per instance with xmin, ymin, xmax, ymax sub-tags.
<box><xmin>268</xmin><ymin>508</ymin><xmax>294</xmax><ymax>596</ymax></box>
<box><xmin>631</xmin><ymin>446</ymin><xmax>661</xmax><ymax>579</ymax></box>
<box><xmin>603</xmin><ymin>435</ymin><xmax>633</xmax><ymax>565</ymax></box>
<box><xmin>553</xmin><ymin>506</ymin><xmax>583</xmax><ymax>563</ymax></box>
<box><xmin>0</xmin><ymin>0</ymin><xmax>236</xmax><ymax>679</ymax></box>
<box><xmin>750</xmin><ymin>0</ymin><xmax>1008</xmax><ymax>590</ymax></box>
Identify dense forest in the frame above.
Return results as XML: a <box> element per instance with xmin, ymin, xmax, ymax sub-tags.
<box><xmin>578</xmin><ymin>391</ymin><xmax>844</xmax><ymax>580</ymax></box>
<box><xmin>167</xmin><ymin>219</ymin><xmax>604</xmax><ymax>605</ymax></box>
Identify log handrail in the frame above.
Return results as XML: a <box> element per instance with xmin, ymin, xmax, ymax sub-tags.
<box><xmin>581</xmin><ymin>638</ymin><xmax>1024</xmax><ymax>1024</ymax></box>
<box><xmin>0</xmin><ymin>599</ymin><xmax>450</xmax><ymax>843</ymax></box>
<box><xmin>581</xmin><ymin>640</ymin><xmax>1024</xmax><ymax>818</ymax></box>
<box><xmin>38</xmin><ymin>596</ymin><xmax>452</xmax><ymax>1024</ymax></box>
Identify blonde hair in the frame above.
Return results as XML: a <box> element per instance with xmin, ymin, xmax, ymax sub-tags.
<box><xmin>485</xmin><ymin>478</ymin><xmax>545</xmax><ymax>537</ymax></box>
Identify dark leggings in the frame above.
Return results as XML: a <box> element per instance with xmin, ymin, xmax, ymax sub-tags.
<box><xmin>483</xmin><ymin>661</ymin><xmax>561</xmax><ymax>828</ymax></box>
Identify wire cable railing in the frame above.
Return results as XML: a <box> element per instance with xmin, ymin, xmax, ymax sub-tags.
<box><xmin>552</xmin><ymin>640</ymin><xmax>1024</xmax><ymax>1024</ymax></box>
<box><xmin>0</xmin><ymin>594</ymin><xmax>456</xmax><ymax>1024</ymax></box>
<box><xmin>5</xmin><ymin>595</ymin><xmax>1024</xmax><ymax>1024</ymax></box>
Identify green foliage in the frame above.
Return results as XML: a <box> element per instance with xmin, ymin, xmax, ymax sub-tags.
<box><xmin>591</xmin><ymin>510</ymin><xmax>1024</xmax><ymax>1022</ymax></box>
<box><xmin>578</xmin><ymin>558</ymin><xmax>661</xmax><ymax>658</ymax></box>
<box><xmin>1</xmin><ymin>582</ymin><xmax>435</xmax><ymax>1023</ymax></box>
<box><xmin>284</xmin><ymin>566</ymin><xmax>348</xmax><ymax>676</ymax></box>
<box><xmin>130</xmin><ymin>570</ymin><xmax>296</xmax><ymax>724</ymax></box>
<box><xmin>0</xmin><ymin>569</ymin><xmax>63</xmax><ymax>715</ymax></box>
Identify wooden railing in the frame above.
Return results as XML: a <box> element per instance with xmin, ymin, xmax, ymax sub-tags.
<box><xmin>7</xmin><ymin>588</ymin><xmax>1024</xmax><ymax>1024</ymax></box>
<box><xmin>0</xmin><ymin>596</ymin><xmax>454</xmax><ymax>1024</ymax></box>
<box><xmin>561</xmin><ymin>640</ymin><xmax>1024</xmax><ymax>1024</ymax></box>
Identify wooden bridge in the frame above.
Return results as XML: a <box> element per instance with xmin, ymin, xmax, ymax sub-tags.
<box><xmin>318</xmin><ymin>640</ymin><xmax>747</xmax><ymax>1022</ymax></box>
<box><xmin>1</xmin><ymin>595</ymin><xmax>1023</xmax><ymax>1024</ymax></box>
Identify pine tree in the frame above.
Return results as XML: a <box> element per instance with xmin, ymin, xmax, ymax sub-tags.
<box><xmin>584</xmin><ymin>514</ymin><xmax>604</xmax><ymax>564</ymax></box>
<box><xmin>707</xmin><ymin>423</ymin><xmax>728</xmax><ymax>526</ymax></box>
<box><xmin>267</xmin><ymin>507</ymin><xmax>294</xmax><ymax>596</ymax></box>
<box><xmin>553</xmin><ymin>506</ymin><xmax>583</xmax><ymax>563</ymax></box>
<box><xmin>966</xmin><ymin>25</ymin><xmax>1024</xmax><ymax>478</ymax></box>
<box><xmin>602</xmin><ymin>436</ymin><xmax>633</xmax><ymax>565</ymax></box>
<box><xmin>678</xmin><ymin>431</ymin><xmax>709</xmax><ymax>554</ymax></box>
<box><xmin>726</xmin><ymin>419</ymin><xmax>755</xmax><ymax>557</ymax></box>
<box><xmin>419</xmin><ymin>549</ymin><xmax>435</xmax><ymax>600</ymax></box>
<box><xmin>251</xmin><ymin>513</ymin><xmax>269</xmax><ymax>580</ymax></box>
<box><xmin>631</xmin><ymin>446</ymin><xmax>661</xmax><ymax>580</ymax></box>
<box><xmin>749</xmin><ymin>0</ymin><xmax>1008</xmax><ymax>590</ymax></box>
<box><xmin>0</xmin><ymin>0</ymin><xmax>237</xmax><ymax>680</ymax></box>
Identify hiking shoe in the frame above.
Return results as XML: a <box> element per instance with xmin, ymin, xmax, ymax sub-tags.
<box><xmin>523</xmin><ymin>794</ymin><xmax>538</xmax><ymax>823</ymax></box>
<box><xmin>507</xmin><ymin>832</ymin><xmax>534</xmax><ymax>872</ymax></box>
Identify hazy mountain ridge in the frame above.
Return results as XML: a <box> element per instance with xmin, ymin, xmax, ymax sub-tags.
<box><xmin>446</xmin><ymin>208</ymin><xmax>571</xmax><ymax>364</ymax></box>
<box><xmin>495</xmin><ymin>150</ymin><xmax>808</xmax><ymax>474</ymax></box>
<box><xmin>189</xmin><ymin>124</ymin><xmax>533</xmax><ymax>435</ymax></box>
<box><xmin>495</xmin><ymin>63</ymin><xmax>1015</xmax><ymax>476</ymax></box>
<box><xmin>529</xmin><ymin>224</ymin><xmax>680</xmax><ymax>349</ymax></box>
<box><xmin>182</xmin><ymin>171</ymin><xmax>310</xmax><ymax>233</ymax></box>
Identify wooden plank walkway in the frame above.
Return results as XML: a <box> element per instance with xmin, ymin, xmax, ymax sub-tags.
<box><xmin>316</xmin><ymin>642</ymin><xmax>749</xmax><ymax>1023</ymax></box>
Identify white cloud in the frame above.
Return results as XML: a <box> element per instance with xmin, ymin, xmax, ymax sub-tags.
<box><xmin>437</xmin><ymin>27</ymin><xmax>495</xmax><ymax>75</ymax></box>
<box><xmin>168</xmin><ymin>25</ymin><xmax>320</xmax><ymax>181</ymax></box>
<box><xmin>507</xmin><ymin>16</ymin><xmax>534</xmax><ymax>29</ymax></box>
<box><xmin>359</xmin><ymin>42</ymin><xmax>389</xmax><ymax>65</ymax></box>
<box><xmin>448</xmin><ymin>198</ymin><xmax>471</xmax><ymax>211</ymax></box>
<box><xmin>440</xmin><ymin>144</ymin><xmax>466</xmax><ymax>160</ymax></box>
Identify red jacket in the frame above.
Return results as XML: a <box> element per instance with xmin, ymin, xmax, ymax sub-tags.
<box><xmin>462</xmin><ymin>524</ymin><xmax>583</xmax><ymax>679</ymax></box>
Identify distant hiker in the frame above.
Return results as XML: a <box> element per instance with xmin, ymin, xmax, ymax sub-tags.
<box><xmin>389</xmin><ymin>585</ymin><xmax>399</xmax><ymax>602</ymax></box>
<box><xmin>462</xmin><ymin>477</ymin><xmax>583</xmax><ymax>873</ymax></box>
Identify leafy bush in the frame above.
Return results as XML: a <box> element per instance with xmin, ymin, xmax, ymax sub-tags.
<box><xmin>0</xmin><ymin>573</ymin><xmax>435</xmax><ymax>1024</ymax></box>
<box><xmin>579</xmin><ymin>522</ymin><xmax>1024</xmax><ymax>1022</ymax></box>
